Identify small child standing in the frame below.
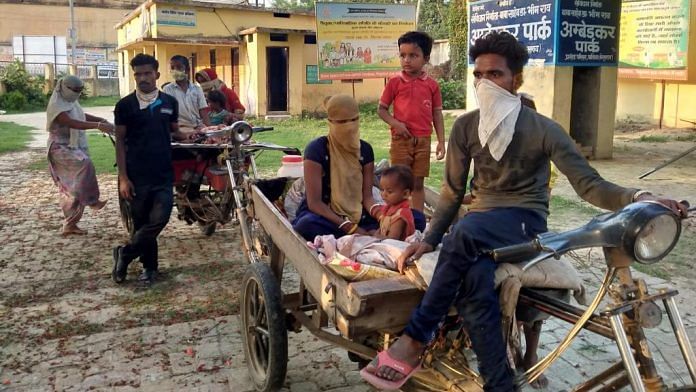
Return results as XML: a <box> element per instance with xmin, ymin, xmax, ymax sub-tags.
<box><xmin>378</xmin><ymin>31</ymin><xmax>445</xmax><ymax>212</ymax></box>
<box><xmin>206</xmin><ymin>90</ymin><xmax>231</xmax><ymax>126</ymax></box>
<box><xmin>373</xmin><ymin>165</ymin><xmax>416</xmax><ymax>241</ymax></box>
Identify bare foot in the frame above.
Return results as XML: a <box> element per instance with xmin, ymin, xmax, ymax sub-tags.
<box><xmin>62</xmin><ymin>225</ymin><xmax>87</xmax><ymax>236</ymax></box>
<box><xmin>523</xmin><ymin>351</ymin><xmax>549</xmax><ymax>389</ymax></box>
<box><xmin>89</xmin><ymin>200</ymin><xmax>108</xmax><ymax>211</ymax></box>
<box><xmin>365</xmin><ymin>334</ymin><xmax>423</xmax><ymax>381</ymax></box>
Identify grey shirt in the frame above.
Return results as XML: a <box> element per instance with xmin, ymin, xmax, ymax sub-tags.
<box><xmin>424</xmin><ymin>106</ymin><xmax>637</xmax><ymax>246</ymax></box>
<box><xmin>163</xmin><ymin>82</ymin><xmax>207</xmax><ymax>128</ymax></box>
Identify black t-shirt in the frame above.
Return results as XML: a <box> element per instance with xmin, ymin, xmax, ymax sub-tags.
<box><xmin>114</xmin><ymin>92</ymin><xmax>178</xmax><ymax>186</ymax></box>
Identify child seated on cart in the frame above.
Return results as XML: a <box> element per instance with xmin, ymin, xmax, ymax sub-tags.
<box><xmin>371</xmin><ymin>165</ymin><xmax>416</xmax><ymax>241</ymax></box>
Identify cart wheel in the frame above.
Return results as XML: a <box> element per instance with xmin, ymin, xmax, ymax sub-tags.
<box><xmin>198</xmin><ymin>221</ymin><xmax>216</xmax><ymax>236</ymax></box>
<box><xmin>241</xmin><ymin>263</ymin><xmax>288</xmax><ymax>391</ymax></box>
<box><xmin>117</xmin><ymin>178</ymin><xmax>134</xmax><ymax>236</ymax></box>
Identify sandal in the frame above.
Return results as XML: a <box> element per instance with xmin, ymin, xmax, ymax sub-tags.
<box><xmin>360</xmin><ymin>350</ymin><xmax>422</xmax><ymax>390</ymax></box>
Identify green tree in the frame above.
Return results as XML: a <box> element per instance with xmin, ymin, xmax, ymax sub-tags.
<box><xmin>417</xmin><ymin>0</ymin><xmax>450</xmax><ymax>40</ymax></box>
<box><xmin>446</xmin><ymin>0</ymin><xmax>468</xmax><ymax>80</ymax></box>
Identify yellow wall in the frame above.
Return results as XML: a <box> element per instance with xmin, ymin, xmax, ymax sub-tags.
<box><xmin>117</xmin><ymin>1</ymin><xmax>387</xmax><ymax>116</ymax></box>
<box><xmin>616</xmin><ymin>2</ymin><xmax>696</xmax><ymax>128</ymax></box>
<box><xmin>0</xmin><ymin>3</ymin><xmax>128</xmax><ymax>47</ymax></box>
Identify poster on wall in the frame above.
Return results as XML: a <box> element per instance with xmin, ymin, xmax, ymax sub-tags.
<box><xmin>157</xmin><ymin>8</ymin><xmax>196</xmax><ymax>27</ymax></box>
<box><xmin>556</xmin><ymin>0</ymin><xmax>621</xmax><ymax>66</ymax></box>
<box><xmin>618</xmin><ymin>0</ymin><xmax>690</xmax><ymax>80</ymax></box>
<box><xmin>468</xmin><ymin>0</ymin><xmax>556</xmax><ymax>65</ymax></box>
<box><xmin>315</xmin><ymin>2</ymin><xmax>416</xmax><ymax>80</ymax></box>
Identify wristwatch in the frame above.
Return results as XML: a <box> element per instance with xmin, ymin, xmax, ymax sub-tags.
<box><xmin>632</xmin><ymin>190</ymin><xmax>653</xmax><ymax>202</ymax></box>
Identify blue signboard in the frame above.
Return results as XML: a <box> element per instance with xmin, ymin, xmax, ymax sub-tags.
<box><xmin>469</xmin><ymin>0</ymin><xmax>556</xmax><ymax>65</ymax></box>
<box><xmin>556</xmin><ymin>0</ymin><xmax>621</xmax><ymax>66</ymax></box>
<box><xmin>468</xmin><ymin>0</ymin><xmax>621</xmax><ymax>66</ymax></box>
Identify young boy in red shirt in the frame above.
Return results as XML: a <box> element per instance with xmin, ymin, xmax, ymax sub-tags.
<box><xmin>378</xmin><ymin>31</ymin><xmax>446</xmax><ymax>211</ymax></box>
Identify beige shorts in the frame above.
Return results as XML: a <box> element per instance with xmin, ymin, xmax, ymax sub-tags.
<box><xmin>389</xmin><ymin>135</ymin><xmax>431</xmax><ymax>177</ymax></box>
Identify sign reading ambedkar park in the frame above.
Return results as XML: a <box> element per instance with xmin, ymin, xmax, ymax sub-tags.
<box><xmin>469</xmin><ymin>0</ymin><xmax>621</xmax><ymax>66</ymax></box>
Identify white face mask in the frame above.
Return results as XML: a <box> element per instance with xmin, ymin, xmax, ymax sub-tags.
<box><xmin>171</xmin><ymin>70</ymin><xmax>188</xmax><ymax>81</ymax></box>
<box><xmin>60</xmin><ymin>87</ymin><xmax>81</xmax><ymax>102</ymax></box>
<box><xmin>474</xmin><ymin>78</ymin><xmax>522</xmax><ymax>161</ymax></box>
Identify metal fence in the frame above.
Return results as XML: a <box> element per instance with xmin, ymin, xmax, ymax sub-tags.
<box><xmin>0</xmin><ymin>61</ymin><xmax>119</xmax><ymax>96</ymax></box>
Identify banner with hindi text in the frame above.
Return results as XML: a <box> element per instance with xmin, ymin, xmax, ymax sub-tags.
<box><xmin>315</xmin><ymin>2</ymin><xmax>416</xmax><ymax>80</ymax></box>
<box><xmin>618</xmin><ymin>0</ymin><xmax>690</xmax><ymax>80</ymax></box>
<box><xmin>469</xmin><ymin>0</ymin><xmax>556</xmax><ymax>65</ymax></box>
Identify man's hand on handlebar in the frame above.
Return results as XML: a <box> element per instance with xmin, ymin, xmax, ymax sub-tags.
<box><xmin>635</xmin><ymin>193</ymin><xmax>689</xmax><ymax>218</ymax></box>
<box><xmin>397</xmin><ymin>241</ymin><xmax>434</xmax><ymax>274</ymax></box>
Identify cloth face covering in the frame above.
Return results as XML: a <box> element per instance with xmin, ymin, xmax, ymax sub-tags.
<box><xmin>325</xmin><ymin>95</ymin><xmax>363</xmax><ymax>224</ymax></box>
<box><xmin>171</xmin><ymin>70</ymin><xmax>188</xmax><ymax>82</ymax></box>
<box><xmin>474</xmin><ymin>78</ymin><xmax>522</xmax><ymax>161</ymax></box>
<box><xmin>46</xmin><ymin>76</ymin><xmax>86</xmax><ymax>149</ymax></box>
<box><xmin>136</xmin><ymin>88</ymin><xmax>159</xmax><ymax>110</ymax></box>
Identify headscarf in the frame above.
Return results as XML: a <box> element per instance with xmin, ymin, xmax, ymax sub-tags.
<box><xmin>325</xmin><ymin>95</ymin><xmax>362</xmax><ymax>223</ymax></box>
<box><xmin>196</xmin><ymin>68</ymin><xmax>224</xmax><ymax>93</ymax></box>
<box><xmin>46</xmin><ymin>76</ymin><xmax>86</xmax><ymax>149</ymax></box>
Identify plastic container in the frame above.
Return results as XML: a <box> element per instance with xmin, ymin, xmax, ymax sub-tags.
<box><xmin>277</xmin><ymin>155</ymin><xmax>304</xmax><ymax>178</ymax></box>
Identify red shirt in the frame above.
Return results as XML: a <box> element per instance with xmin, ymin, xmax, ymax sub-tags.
<box><xmin>220</xmin><ymin>85</ymin><xmax>245</xmax><ymax>113</ymax></box>
<box><xmin>379</xmin><ymin>200</ymin><xmax>415</xmax><ymax>240</ymax></box>
<box><xmin>379</xmin><ymin>71</ymin><xmax>442</xmax><ymax>137</ymax></box>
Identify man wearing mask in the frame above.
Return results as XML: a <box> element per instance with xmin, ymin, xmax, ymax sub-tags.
<box><xmin>112</xmin><ymin>53</ymin><xmax>194</xmax><ymax>285</ymax></box>
<box><xmin>361</xmin><ymin>32</ymin><xmax>688</xmax><ymax>391</ymax></box>
<box><xmin>163</xmin><ymin>55</ymin><xmax>210</xmax><ymax>132</ymax></box>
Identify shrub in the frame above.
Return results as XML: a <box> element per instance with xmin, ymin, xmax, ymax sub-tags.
<box><xmin>438</xmin><ymin>78</ymin><xmax>465</xmax><ymax>110</ymax></box>
<box><xmin>0</xmin><ymin>90</ymin><xmax>28</xmax><ymax>111</ymax></box>
<box><xmin>0</xmin><ymin>59</ymin><xmax>47</xmax><ymax>110</ymax></box>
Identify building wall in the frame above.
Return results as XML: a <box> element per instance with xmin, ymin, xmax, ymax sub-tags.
<box><xmin>117</xmin><ymin>1</ymin><xmax>390</xmax><ymax>116</ymax></box>
<box><xmin>0</xmin><ymin>3</ymin><xmax>130</xmax><ymax>47</ymax></box>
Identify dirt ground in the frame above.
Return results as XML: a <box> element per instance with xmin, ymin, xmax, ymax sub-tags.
<box><xmin>1</xmin><ymin>110</ymin><xmax>696</xmax><ymax>390</ymax></box>
<box><xmin>549</xmin><ymin>125</ymin><xmax>696</xmax><ymax>284</ymax></box>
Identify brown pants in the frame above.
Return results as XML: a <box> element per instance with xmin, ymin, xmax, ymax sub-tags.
<box><xmin>389</xmin><ymin>135</ymin><xmax>431</xmax><ymax>177</ymax></box>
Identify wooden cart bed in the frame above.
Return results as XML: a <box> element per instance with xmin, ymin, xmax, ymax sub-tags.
<box><xmin>249</xmin><ymin>182</ymin><xmax>424</xmax><ymax>338</ymax></box>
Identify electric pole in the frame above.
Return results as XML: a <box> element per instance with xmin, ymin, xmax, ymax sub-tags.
<box><xmin>69</xmin><ymin>0</ymin><xmax>76</xmax><ymax>64</ymax></box>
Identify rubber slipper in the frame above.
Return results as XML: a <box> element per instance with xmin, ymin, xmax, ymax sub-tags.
<box><xmin>360</xmin><ymin>350</ymin><xmax>422</xmax><ymax>390</ymax></box>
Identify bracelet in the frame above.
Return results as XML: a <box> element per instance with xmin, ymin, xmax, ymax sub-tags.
<box><xmin>348</xmin><ymin>223</ymin><xmax>358</xmax><ymax>235</ymax></box>
<box><xmin>369</xmin><ymin>203</ymin><xmax>383</xmax><ymax>216</ymax></box>
<box><xmin>632</xmin><ymin>190</ymin><xmax>653</xmax><ymax>202</ymax></box>
<box><xmin>338</xmin><ymin>220</ymin><xmax>352</xmax><ymax>230</ymax></box>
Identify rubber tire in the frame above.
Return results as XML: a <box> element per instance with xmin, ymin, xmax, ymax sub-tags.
<box><xmin>117</xmin><ymin>177</ymin><xmax>134</xmax><ymax>236</ymax></box>
<box><xmin>198</xmin><ymin>221</ymin><xmax>216</xmax><ymax>236</ymax></box>
<box><xmin>240</xmin><ymin>262</ymin><xmax>288</xmax><ymax>392</ymax></box>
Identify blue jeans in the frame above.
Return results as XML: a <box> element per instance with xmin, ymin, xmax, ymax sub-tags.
<box><xmin>404</xmin><ymin>208</ymin><xmax>547</xmax><ymax>391</ymax></box>
<box><xmin>121</xmin><ymin>184</ymin><xmax>173</xmax><ymax>271</ymax></box>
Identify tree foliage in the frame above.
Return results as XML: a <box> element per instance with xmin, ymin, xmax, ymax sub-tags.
<box><xmin>417</xmin><ymin>0</ymin><xmax>450</xmax><ymax>40</ymax></box>
<box><xmin>446</xmin><ymin>0</ymin><xmax>468</xmax><ymax>80</ymax></box>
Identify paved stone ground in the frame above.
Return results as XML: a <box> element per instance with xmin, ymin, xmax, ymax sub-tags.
<box><xmin>0</xmin><ymin>109</ymin><xmax>695</xmax><ymax>391</ymax></box>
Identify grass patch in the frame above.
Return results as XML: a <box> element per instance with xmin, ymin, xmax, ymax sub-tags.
<box><xmin>0</xmin><ymin>121</ymin><xmax>33</xmax><ymax>153</ymax></box>
<box><xmin>80</xmin><ymin>95</ymin><xmax>119</xmax><ymax>107</ymax></box>
<box><xmin>29</xmin><ymin>131</ymin><xmax>116</xmax><ymax>174</ymax></box>
<box><xmin>248</xmin><ymin>105</ymin><xmax>456</xmax><ymax>178</ymax></box>
<box><xmin>637</xmin><ymin>135</ymin><xmax>668</xmax><ymax>143</ymax></box>
<box><xmin>675</xmin><ymin>133</ymin><xmax>696</xmax><ymax>142</ymax></box>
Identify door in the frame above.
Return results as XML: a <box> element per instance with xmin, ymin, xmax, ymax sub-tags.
<box><xmin>266</xmin><ymin>47</ymin><xmax>288</xmax><ymax>112</ymax></box>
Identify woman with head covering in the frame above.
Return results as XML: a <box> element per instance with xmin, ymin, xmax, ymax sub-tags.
<box><xmin>292</xmin><ymin>95</ymin><xmax>380</xmax><ymax>240</ymax></box>
<box><xmin>194</xmin><ymin>68</ymin><xmax>245</xmax><ymax>122</ymax></box>
<box><xmin>46</xmin><ymin>75</ymin><xmax>115</xmax><ymax>235</ymax></box>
